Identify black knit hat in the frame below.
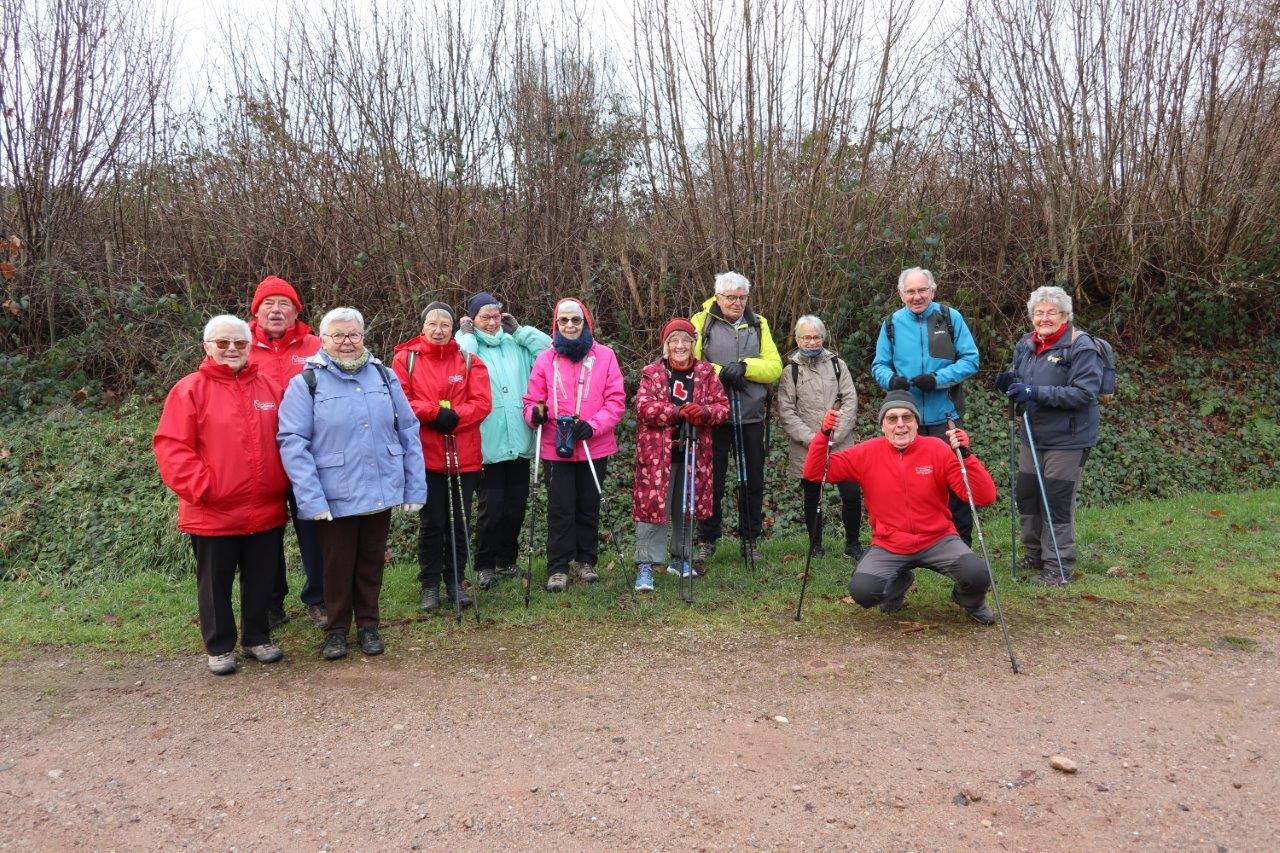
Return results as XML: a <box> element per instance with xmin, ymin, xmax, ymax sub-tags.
<box><xmin>420</xmin><ymin>300</ymin><xmax>456</xmax><ymax>324</ymax></box>
<box><xmin>877</xmin><ymin>390</ymin><xmax>921</xmax><ymax>423</ymax></box>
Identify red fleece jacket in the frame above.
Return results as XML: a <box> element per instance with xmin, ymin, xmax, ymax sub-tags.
<box><xmin>803</xmin><ymin>433</ymin><xmax>996</xmax><ymax>554</ymax></box>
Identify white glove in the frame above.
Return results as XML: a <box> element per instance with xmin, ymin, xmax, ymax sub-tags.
<box><xmin>402</xmin><ymin>503</ymin><xmax>424</xmax><ymax>513</ymax></box>
<box><xmin>311</xmin><ymin>511</ymin><xmax>333</xmax><ymax>521</ymax></box>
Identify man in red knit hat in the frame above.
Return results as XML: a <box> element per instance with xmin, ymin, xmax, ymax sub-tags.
<box><xmin>246</xmin><ymin>275</ymin><xmax>325</xmax><ymax>630</ymax></box>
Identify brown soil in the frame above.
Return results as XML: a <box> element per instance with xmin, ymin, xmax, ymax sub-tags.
<box><xmin>1</xmin><ymin>627</ymin><xmax>1276</xmax><ymax>851</ymax></box>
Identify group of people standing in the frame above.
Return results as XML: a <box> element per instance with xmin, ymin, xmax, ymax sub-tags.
<box><xmin>153</xmin><ymin>268</ymin><xmax>1105</xmax><ymax>674</ymax></box>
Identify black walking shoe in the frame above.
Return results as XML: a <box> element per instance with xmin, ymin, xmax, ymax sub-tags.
<box><xmin>306</xmin><ymin>604</ymin><xmax>329</xmax><ymax>630</ymax></box>
<box><xmin>445</xmin><ymin>583</ymin><xmax>472</xmax><ymax>608</ymax></box>
<box><xmin>1013</xmin><ymin>555</ymin><xmax>1043</xmax><ymax>576</ymax></box>
<box><xmin>693</xmin><ymin>541</ymin><xmax>716</xmax><ymax>565</ymax></box>
<box><xmin>843</xmin><ymin>541</ymin><xmax>867</xmax><ymax>562</ymax></box>
<box><xmin>1029</xmin><ymin>568</ymin><xmax>1072</xmax><ymax>587</ymax></box>
<box><xmin>878</xmin><ymin>570</ymin><xmax>915</xmax><ymax>614</ymax></box>
<box><xmin>477</xmin><ymin>569</ymin><xmax>498</xmax><ymax>590</ymax></box>
<box><xmin>357</xmin><ymin>628</ymin><xmax>385</xmax><ymax>656</ymax></box>
<box><xmin>268</xmin><ymin>608</ymin><xmax>290</xmax><ymax>630</ymax></box>
<box><xmin>743</xmin><ymin>540</ymin><xmax>764</xmax><ymax>564</ymax></box>
<box><xmin>420</xmin><ymin>586</ymin><xmax>441</xmax><ymax>612</ymax></box>
<box><xmin>964</xmin><ymin>603</ymin><xmax>997</xmax><ymax>625</ymax></box>
<box><xmin>808</xmin><ymin>542</ymin><xmax>826</xmax><ymax>558</ymax></box>
<box><xmin>321</xmin><ymin>633</ymin><xmax>348</xmax><ymax>660</ymax></box>
<box><xmin>497</xmin><ymin>564</ymin><xmax>521</xmax><ymax>579</ymax></box>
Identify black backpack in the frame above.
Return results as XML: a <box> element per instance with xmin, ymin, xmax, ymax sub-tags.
<box><xmin>881</xmin><ymin>303</ymin><xmax>967</xmax><ymax>415</ymax></box>
<box><xmin>1072</xmin><ymin>329</ymin><xmax>1117</xmax><ymax>405</ymax></box>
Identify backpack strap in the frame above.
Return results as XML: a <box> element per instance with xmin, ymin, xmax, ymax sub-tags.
<box><xmin>303</xmin><ymin>368</ymin><xmax>317</xmax><ymax>396</ymax></box>
<box><xmin>406</xmin><ymin>350</ymin><xmax>416</xmax><ymax>378</ymax></box>
<box><xmin>373</xmin><ymin>362</ymin><xmax>400</xmax><ymax>433</ymax></box>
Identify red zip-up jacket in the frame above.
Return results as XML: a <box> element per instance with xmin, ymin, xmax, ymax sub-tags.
<box><xmin>153</xmin><ymin>358</ymin><xmax>290</xmax><ymax>536</ymax></box>
<box><xmin>247</xmin><ymin>319</ymin><xmax>322</xmax><ymax>390</ymax></box>
<box><xmin>391</xmin><ymin>336</ymin><xmax>492</xmax><ymax>474</ymax></box>
<box><xmin>804</xmin><ymin>432</ymin><xmax>996</xmax><ymax>554</ymax></box>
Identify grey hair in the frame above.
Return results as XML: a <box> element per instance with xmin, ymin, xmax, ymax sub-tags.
<box><xmin>1026</xmin><ymin>286</ymin><xmax>1073</xmax><ymax>321</ymax></box>
<box><xmin>319</xmin><ymin>306</ymin><xmax>365</xmax><ymax>336</ymax></box>
<box><xmin>202</xmin><ymin>314</ymin><xmax>250</xmax><ymax>342</ymax></box>
<box><xmin>714</xmin><ymin>271</ymin><xmax>751</xmax><ymax>295</ymax></box>
<box><xmin>897</xmin><ymin>267</ymin><xmax>937</xmax><ymax>293</ymax></box>
<box><xmin>794</xmin><ymin>315</ymin><xmax>827</xmax><ymax>340</ymax></box>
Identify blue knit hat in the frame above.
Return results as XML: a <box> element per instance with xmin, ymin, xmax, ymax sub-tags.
<box><xmin>466</xmin><ymin>291</ymin><xmax>501</xmax><ymax>319</ymax></box>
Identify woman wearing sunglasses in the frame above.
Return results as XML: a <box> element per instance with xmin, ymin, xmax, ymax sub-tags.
<box><xmin>522</xmin><ymin>298</ymin><xmax>626</xmax><ymax>592</ymax></box>
<box><xmin>153</xmin><ymin>315</ymin><xmax>292</xmax><ymax>675</ymax></box>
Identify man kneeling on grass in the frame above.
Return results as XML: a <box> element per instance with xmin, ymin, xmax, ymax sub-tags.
<box><xmin>804</xmin><ymin>390</ymin><xmax>998</xmax><ymax>624</ymax></box>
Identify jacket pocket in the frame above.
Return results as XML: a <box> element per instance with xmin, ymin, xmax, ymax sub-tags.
<box><xmin>314</xmin><ymin>451</ymin><xmax>350</xmax><ymax>500</ymax></box>
<box><xmin>385</xmin><ymin>443</ymin><xmax>406</xmax><ymax>495</ymax></box>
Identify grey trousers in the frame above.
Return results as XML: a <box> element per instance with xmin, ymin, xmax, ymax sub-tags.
<box><xmin>848</xmin><ymin>536</ymin><xmax>990</xmax><ymax>610</ymax></box>
<box><xmin>1016</xmin><ymin>446</ymin><xmax>1088</xmax><ymax>576</ymax></box>
<box><xmin>634</xmin><ymin>457</ymin><xmax>693</xmax><ymax>566</ymax></box>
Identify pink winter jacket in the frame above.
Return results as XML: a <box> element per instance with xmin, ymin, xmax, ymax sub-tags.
<box><xmin>523</xmin><ymin>341</ymin><xmax>626</xmax><ymax>461</ymax></box>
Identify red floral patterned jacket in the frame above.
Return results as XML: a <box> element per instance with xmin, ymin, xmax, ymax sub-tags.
<box><xmin>631</xmin><ymin>359</ymin><xmax>728</xmax><ymax>524</ymax></box>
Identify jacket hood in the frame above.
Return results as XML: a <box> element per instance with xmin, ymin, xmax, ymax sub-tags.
<box><xmin>394</xmin><ymin>334</ymin><xmax>460</xmax><ymax>358</ymax></box>
<box><xmin>198</xmin><ymin>356</ymin><xmax>260</xmax><ymax>382</ymax></box>
<box><xmin>552</xmin><ymin>297</ymin><xmax>595</xmax><ymax>334</ymax></box>
<box><xmin>250</xmin><ymin>318</ymin><xmax>313</xmax><ymax>346</ymax></box>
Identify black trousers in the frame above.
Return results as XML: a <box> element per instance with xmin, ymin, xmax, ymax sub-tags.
<box><xmin>270</xmin><ymin>489</ymin><xmax>325</xmax><ymax>610</ymax></box>
<box><xmin>801</xmin><ymin>479</ymin><xmax>863</xmax><ymax>546</ymax></box>
<box><xmin>474</xmin><ymin>458</ymin><xmax>532</xmax><ymax>571</ymax></box>
<box><xmin>190</xmin><ymin>526</ymin><xmax>283</xmax><ymax>655</ymax></box>
<box><xmin>418</xmin><ymin>470</ymin><xmax>479</xmax><ymax>588</ymax></box>
<box><xmin>919</xmin><ymin>421</ymin><xmax>973</xmax><ymax>545</ymax></box>
<box><xmin>545</xmin><ymin>455</ymin><xmax>610</xmax><ymax>576</ymax></box>
<box><xmin>318</xmin><ymin>510</ymin><xmax>392</xmax><ymax>636</ymax></box>
<box><xmin>697</xmin><ymin>420</ymin><xmax>765</xmax><ymax>543</ymax></box>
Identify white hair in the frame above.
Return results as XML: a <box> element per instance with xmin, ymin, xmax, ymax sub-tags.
<box><xmin>897</xmin><ymin>267</ymin><xmax>937</xmax><ymax>293</ymax></box>
<box><xmin>1027</xmin><ymin>286</ymin><xmax>1073</xmax><ymax>321</ymax></box>
<box><xmin>794</xmin><ymin>315</ymin><xmax>827</xmax><ymax>340</ymax></box>
<box><xmin>202</xmin><ymin>314</ymin><xmax>250</xmax><ymax>342</ymax></box>
<box><xmin>714</xmin><ymin>271</ymin><xmax>751</xmax><ymax>296</ymax></box>
<box><xmin>319</xmin><ymin>306</ymin><xmax>365</xmax><ymax>336</ymax></box>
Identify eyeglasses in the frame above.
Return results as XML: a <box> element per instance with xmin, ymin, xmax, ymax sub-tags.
<box><xmin>720</xmin><ymin>293</ymin><xmax>747</xmax><ymax>303</ymax></box>
<box><xmin>883</xmin><ymin>413</ymin><xmax>917</xmax><ymax>425</ymax></box>
<box><xmin>210</xmin><ymin>339</ymin><xmax>249</xmax><ymax>350</ymax></box>
<box><xmin>324</xmin><ymin>332</ymin><xmax>364</xmax><ymax>342</ymax></box>
<box><xmin>556</xmin><ymin>317</ymin><xmax>584</xmax><ymax>326</ymax></box>
<box><xmin>1032</xmin><ymin>310</ymin><xmax>1062</xmax><ymax>319</ymax></box>
<box><xmin>797</xmin><ymin>334</ymin><xmax>824</xmax><ymax>344</ymax></box>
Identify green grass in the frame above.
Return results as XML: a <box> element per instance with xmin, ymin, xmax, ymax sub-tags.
<box><xmin>2</xmin><ymin>488</ymin><xmax>1277</xmax><ymax>659</ymax></box>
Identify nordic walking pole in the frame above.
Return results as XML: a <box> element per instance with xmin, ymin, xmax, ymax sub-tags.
<box><xmin>523</xmin><ymin>423</ymin><xmax>543</xmax><ymax>609</ymax></box>
<box><xmin>795</xmin><ymin>394</ymin><xmax>843</xmax><ymax>622</ymax></box>
<box><xmin>729</xmin><ymin>390</ymin><xmax>755</xmax><ymax>576</ymax></box>
<box><xmin>680</xmin><ymin>421</ymin><xmax>697</xmax><ymax>604</ymax></box>
<box><xmin>1008</xmin><ymin>399</ymin><xmax>1019</xmax><ymax>580</ymax></box>
<box><xmin>581</xmin><ymin>435</ymin><xmax>603</xmax><ymax>498</ymax></box>
<box><xmin>1021</xmin><ymin>409</ymin><xmax>1066</xmax><ymax>583</ymax></box>
<box><xmin>442</xmin><ymin>434</ymin><xmax>463</xmax><ymax>626</ymax></box>
<box><xmin>948</xmin><ymin>417</ymin><xmax>1020</xmax><ymax>674</ymax></box>
<box><xmin>446</xmin><ymin>435</ymin><xmax>481</xmax><ymax>625</ymax></box>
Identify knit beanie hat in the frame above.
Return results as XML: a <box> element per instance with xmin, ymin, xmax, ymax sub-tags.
<box><xmin>251</xmin><ymin>275</ymin><xmax>302</xmax><ymax>314</ymax></box>
<box><xmin>661</xmin><ymin>318</ymin><xmax>696</xmax><ymax>342</ymax></box>
<box><xmin>465</xmin><ymin>291</ymin><xmax>501</xmax><ymax>319</ymax></box>
<box><xmin>420</xmin><ymin>300</ymin><xmax>456</xmax><ymax>324</ymax></box>
<box><xmin>877</xmin><ymin>390</ymin><xmax>921</xmax><ymax>423</ymax></box>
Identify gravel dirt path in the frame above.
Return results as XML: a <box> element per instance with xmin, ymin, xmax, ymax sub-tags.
<box><xmin>2</xmin><ymin>625</ymin><xmax>1275</xmax><ymax>851</ymax></box>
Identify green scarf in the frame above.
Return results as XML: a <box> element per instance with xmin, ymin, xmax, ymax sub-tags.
<box><xmin>330</xmin><ymin>350</ymin><xmax>371</xmax><ymax>373</ymax></box>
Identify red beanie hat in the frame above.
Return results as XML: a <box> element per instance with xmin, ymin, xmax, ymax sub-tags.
<box><xmin>251</xmin><ymin>275</ymin><xmax>303</xmax><ymax>314</ymax></box>
<box><xmin>661</xmin><ymin>318</ymin><xmax>696</xmax><ymax>342</ymax></box>
<box><xmin>553</xmin><ymin>297</ymin><xmax>595</xmax><ymax>333</ymax></box>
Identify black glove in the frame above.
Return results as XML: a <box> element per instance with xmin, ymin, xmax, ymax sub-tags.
<box><xmin>991</xmin><ymin>370</ymin><xmax>1019</xmax><ymax>393</ymax></box>
<box><xmin>572</xmin><ymin>418</ymin><xmax>594</xmax><ymax>440</ymax></box>
<box><xmin>428</xmin><ymin>407</ymin><xmax>459</xmax><ymax>433</ymax></box>
<box><xmin>720</xmin><ymin>361</ymin><xmax>748</xmax><ymax>391</ymax></box>
<box><xmin>889</xmin><ymin>374</ymin><xmax>911</xmax><ymax>391</ymax></box>
<box><xmin>501</xmin><ymin>313</ymin><xmax>518</xmax><ymax>334</ymax></box>
<box><xmin>530</xmin><ymin>403</ymin><xmax>548</xmax><ymax>426</ymax></box>
<box><xmin>910</xmin><ymin>373</ymin><xmax>937</xmax><ymax>392</ymax></box>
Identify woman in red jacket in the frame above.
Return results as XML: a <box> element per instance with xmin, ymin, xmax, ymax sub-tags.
<box><xmin>153</xmin><ymin>315</ymin><xmax>291</xmax><ymax>675</ymax></box>
<box><xmin>631</xmin><ymin>319</ymin><xmax>728</xmax><ymax>591</ymax></box>
<box><xmin>392</xmin><ymin>301</ymin><xmax>493</xmax><ymax>613</ymax></box>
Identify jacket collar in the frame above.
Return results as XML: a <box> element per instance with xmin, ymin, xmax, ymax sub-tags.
<box><xmin>198</xmin><ymin>356</ymin><xmax>259</xmax><ymax>382</ymax></box>
<box><xmin>250</xmin><ymin>319</ymin><xmax>313</xmax><ymax>349</ymax></box>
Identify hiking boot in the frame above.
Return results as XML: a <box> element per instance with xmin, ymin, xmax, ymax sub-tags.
<box><xmin>574</xmin><ymin>563</ymin><xmax>599</xmax><ymax>584</ymax></box>
<box><xmin>843</xmin><ymin>541</ymin><xmax>867</xmax><ymax>562</ymax></box>
<box><xmin>546</xmin><ymin>572</ymin><xmax>569</xmax><ymax>593</ymax></box>
<box><xmin>808</xmin><ymin>541</ymin><xmax>826</xmax><ymax>559</ymax></box>
<box><xmin>477</xmin><ymin>569</ymin><xmax>498</xmax><ymax>591</ymax></box>
<box><xmin>497</xmin><ymin>563</ymin><xmax>522</xmax><ymax>579</ymax></box>
<box><xmin>268</xmin><ymin>608</ymin><xmax>290</xmax><ymax>630</ymax></box>
<box><xmin>634</xmin><ymin>564</ymin><xmax>655</xmax><ymax>593</ymax></box>
<box><xmin>242</xmin><ymin>642</ymin><xmax>283</xmax><ymax>664</ymax></box>
<box><xmin>307</xmin><ymin>604</ymin><xmax>329</xmax><ymax>630</ymax></box>
<box><xmin>420</xmin><ymin>586</ymin><xmax>441</xmax><ymax>612</ymax></box>
<box><xmin>321</xmin><ymin>633</ymin><xmax>348</xmax><ymax>660</ymax></box>
<box><xmin>693</xmin><ymin>540</ymin><xmax>716</xmax><ymax>565</ymax></box>
<box><xmin>743</xmin><ymin>539</ymin><xmax>764</xmax><ymax>564</ymax></box>
<box><xmin>1029</xmin><ymin>568</ymin><xmax>1072</xmax><ymax>587</ymax></box>
<box><xmin>445</xmin><ymin>582</ymin><xmax>472</xmax><ymax>608</ymax></box>
<box><xmin>964</xmin><ymin>603</ymin><xmax>997</xmax><ymax>626</ymax></box>
<box><xmin>1014</xmin><ymin>555</ymin><xmax>1043</xmax><ymax>576</ymax></box>
<box><xmin>357</xmin><ymin>628</ymin><xmax>385</xmax><ymax>656</ymax></box>
<box><xmin>878</xmin><ymin>570</ymin><xmax>916</xmax><ymax>614</ymax></box>
<box><xmin>206</xmin><ymin>652</ymin><xmax>237</xmax><ymax>675</ymax></box>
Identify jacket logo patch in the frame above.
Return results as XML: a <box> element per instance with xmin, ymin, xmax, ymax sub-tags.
<box><xmin>291</xmin><ymin>354</ymin><xmax>309</xmax><ymax>364</ymax></box>
<box><xmin>933</xmin><ymin>329</ymin><xmax>947</xmax><ymax>335</ymax></box>
<box><xmin>448</xmin><ymin>373</ymin><xmax>464</xmax><ymax>383</ymax></box>
<box><xmin>915</xmin><ymin>465</ymin><xmax>933</xmax><ymax>475</ymax></box>
<box><xmin>254</xmin><ymin>400</ymin><xmax>277</xmax><ymax>411</ymax></box>
<box><xmin>672</xmin><ymin>379</ymin><xmax>689</xmax><ymax>402</ymax></box>
<box><xmin>1048</xmin><ymin>355</ymin><xmax>1063</xmax><ymax>364</ymax></box>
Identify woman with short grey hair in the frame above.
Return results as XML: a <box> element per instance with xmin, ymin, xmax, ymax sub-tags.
<box><xmin>993</xmin><ymin>285</ymin><xmax>1103</xmax><ymax>586</ymax></box>
<box><xmin>777</xmin><ymin>315</ymin><xmax>865</xmax><ymax>560</ymax></box>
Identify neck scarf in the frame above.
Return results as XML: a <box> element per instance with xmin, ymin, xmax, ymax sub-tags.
<box><xmin>553</xmin><ymin>328</ymin><xmax>594</xmax><ymax>362</ymax></box>
<box><xmin>330</xmin><ymin>351</ymin><xmax>371</xmax><ymax>373</ymax></box>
